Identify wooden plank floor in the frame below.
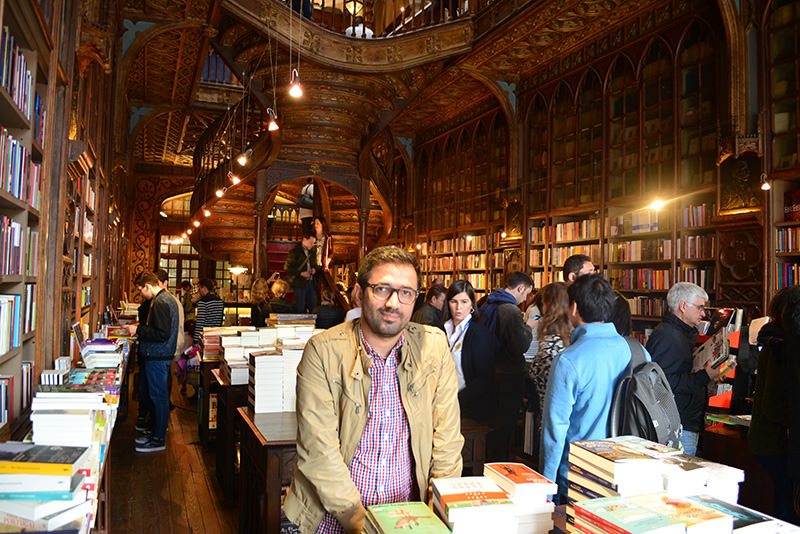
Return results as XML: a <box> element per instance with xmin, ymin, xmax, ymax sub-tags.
<box><xmin>108</xmin><ymin>374</ymin><xmax>238</xmax><ymax>533</ymax></box>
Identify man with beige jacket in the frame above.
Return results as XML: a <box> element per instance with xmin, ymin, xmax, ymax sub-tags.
<box><xmin>285</xmin><ymin>246</ymin><xmax>464</xmax><ymax>534</ymax></box>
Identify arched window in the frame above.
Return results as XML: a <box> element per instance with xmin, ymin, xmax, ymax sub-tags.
<box><xmin>641</xmin><ymin>40</ymin><xmax>675</xmax><ymax>193</ymax></box>
<box><xmin>607</xmin><ymin>56</ymin><xmax>639</xmax><ymax>199</ymax></box>
<box><xmin>679</xmin><ymin>21</ymin><xmax>717</xmax><ymax>188</ymax></box>
<box><xmin>770</xmin><ymin>0</ymin><xmax>800</xmax><ymax>171</ymax></box>
<box><xmin>551</xmin><ymin>84</ymin><xmax>576</xmax><ymax>209</ymax></box>
<box><xmin>527</xmin><ymin>95</ymin><xmax>549</xmax><ymax>215</ymax></box>
<box><xmin>577</xmin><ymin>72</ymin><xmax>603</xmax><ymax>204</ymax></box>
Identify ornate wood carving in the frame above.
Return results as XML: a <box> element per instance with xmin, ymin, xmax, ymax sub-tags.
<box><xmin>719</xmin><ymin>153</ymin><xmax>762</xmax><ymax>214</ymax></box>
<box><xmin>717</xmin><ymin>226</ymin><xmax>763</xmax><ymax>318</ymax></box>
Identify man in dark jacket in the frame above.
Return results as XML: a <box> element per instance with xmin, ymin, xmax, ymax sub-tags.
<box><xmin>479</xmin><ymin>271</ymin><xmax>536</xmax><ymax>461</ymax></box>
<box><xmin>646</xmin><ymin>282</ymin><xmax>721</xmax><ymax>456</ymax></box>
<box><xmin>284</xmin><ymin>232</ymin><xmax>318</xmax><ymax>313</ymax></box>
<box><xmin>411</xmin><ymin>284</ymin><xmax>446</xmax><ymax>331</ymax></box>
<box><xmin>125</xmin><ymin>271</ymin><xmax>180</xmax><ymax>453</ymax></box>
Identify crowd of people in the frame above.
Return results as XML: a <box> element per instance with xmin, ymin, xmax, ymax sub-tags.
<box><xmin>126</xmin><ymin>238</ymin><xmax>799</xmax><ymax>530</ymax></box>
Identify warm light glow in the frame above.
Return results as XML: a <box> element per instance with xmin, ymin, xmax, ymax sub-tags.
<box><xmin>761</xmin><ymin>174</ymin><xmax>771</xmax><ymax>191</ymax></box>
<box><xmin>216</xmin><ymin>188</ymin><xmax>224</xmax><ymax>198</ymax></box>
<box><xmin>203</xmin><ymin>208</ymin><xmax>211</xmax><ymax>217</ymax></box>
<box><xmin>230</xmin><ymin>173</ymin><xmax>241</xmax><ymax>185</ymax></box>
<box><xmin>415</xmin><ymin>243</ymin><xmax>421</xmax><ymax>250</ymax></box>
<box><xmin>267</xmin><ymin>108</ymin><xmax>279</xmax><ymax>131</ymax></box>
<box><xmin>289</xmin><ymin>69</ymin><xmax>303</xmax><ymax>98</ymax></box>
<box><xmin>181</xmin><ymin>233</ymin><xmax>188</xmax><ymax>239</ymax></box>
<box><xmin>159</xmin><ymin>211</ymin><xmax>168</xmax><ymax>218</ymax></box>
<box><xmin>229</xmin><ymin>266</ymin><xmax>248</xmax><ymax>276</ymax></box>
<box><xmin>466</xmin><ymin>235</ymin><xmax>472</xmax><ymax>242</ymax></box>
<box><xmin>187</xmin><ymin>229</ymin><xmax>193</xmax><ymax>235</ymax></box>
<box><xmin>648</xmin><ymin>199</ymin><xmax>667</xmax><ymax>210</ymax></box>
<box><xmin>500</xmin><ymin>231</ymin><xmax>507</xmax><ymax>239</ymax></box>
<box><xmin>192</xmin><ymin>220</ymin><xmax>200</xmax><ymax>228</ymax></box>
<box><xmin>236</xmin><ymin>148</ymin><xmax>253</xmax><ymax>166</ymax></box>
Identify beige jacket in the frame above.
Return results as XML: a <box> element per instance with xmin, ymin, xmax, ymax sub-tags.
<box><xmin>284</xmin><ymin>319</ymin><xmax>464</xmax><ymax>533</ymax></box>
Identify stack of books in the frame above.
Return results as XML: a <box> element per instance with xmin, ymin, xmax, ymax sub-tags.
<box><xmin>0</xmin><ymin>443</ymin><xmax>93</xmax><ymax>531</ymax></box>
<box><xmin>200</xmin><ymin>326</ymin><xmax>255</xmax><ymax>362</ymax></box>
<box><xmin>431</xmin><ymin>476</ymin><xmax>517</xmax><ymax>533</ymax></box>
<box><xmin>365</xmin><ymin>501</ymin><xmax>450</xmax><ymax>534</ymax></box>
<box><xmin>566</xmin><ymin>436</ymin><xmax>745</xmax><ymax>529</ymax></box>
<box><xmin>219</xmin><ymin>336</ymin><xmax>249</xmax><ymax>386</ymax></box>
<box><xmin>248</xmin><ymin>349</ymin><xmax>285</xmax><ymax>412</ymax></box>
<box><xmin>484</xmin><ymin>462</ymin><xmax>556</xmax><ymax>533</ymax></box>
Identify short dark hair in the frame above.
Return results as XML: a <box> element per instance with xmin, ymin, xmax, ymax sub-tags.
<box><xmin>610</xmin><ymin>293</ymin><xmax>632</xmax><ymax>336</ymax></box>
<box><xmin>181</xmin><ymin>280</ymin><xmax>192</xmax><ymax>290</ymax></box>
<box><xmin>506</xmin><ymin>271</ymin><xmax>533</xmax><ymax>290</ymax></box>
<box><xmin>442</xmin><ymin>279</ymin><xmax>479</xmax><ymax>322</ymax></box>
<box><xmin>302</xmin><ymin>231</ymin><xmax>316</xmax><ymax>241</ymax></box>
<box><xmin>184</xmin><ymin>318</ymin><xmax>196</xmax><ymax>337</ymax></box>
<box><xmin>568</xmin><ymin>274</ymin><xmax>615</xmax><ymax>323</ymax></box>
<box><xmin>426</xmin><ymin>284</ymin><xmax>447</xmax><ymax>302</ymax></box>
<box><xmin>134</xmin><ymin>271</ymin><xmax>160</xmax><ymax>288</ymax></box>
<box><xmin>563</xmin><ymin>254</ymin><xmax>593</xmax><ymax>281</ymax></box>
<box><xmin>357</xmin><ymin>246</ymin><xmax>420</xmax><ymax>288</ymax></box>
<box><xmin>153</xmin><ymin>269</ymin><xmax>168</xmax><ymax>283</ymax></box>
<box><xmin>198</xmin><ymin>278</ymin><xmax>215</xmax><ymax>292</ymax></box>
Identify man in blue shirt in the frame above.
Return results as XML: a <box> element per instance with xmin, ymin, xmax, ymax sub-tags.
<box><xmin>541</xmin><ymin>274</ymin><xmax>636</xmax><ymax>502</ymax></box>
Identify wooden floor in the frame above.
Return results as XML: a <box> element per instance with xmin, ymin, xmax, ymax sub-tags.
<box><xmin>108</xmin><ymin>374</ymin><xmax>238</xmax><ymax>533</ymax></box>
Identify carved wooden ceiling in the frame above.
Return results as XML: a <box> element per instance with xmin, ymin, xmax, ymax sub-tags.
<box><xmin>116</xmin><ymin>0</ymin><xmax>677</xmax><ymax>263</ymax></box>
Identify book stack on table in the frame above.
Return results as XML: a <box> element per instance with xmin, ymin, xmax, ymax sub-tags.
<box><xmin>484</xmin><ymin>462</ymin><xmax>557</xmax><ymax>533</ymax></box>
<box><xmin>0</xmin><ymin>443</ymin><xmax>94</xmax><ymax>532</ymax></box>
<box><xmin>365</xmin><ymin>501</ymin><xmax>450</xmax><ymax>534</ymax></box>
<box><xmin>566</xmin><ymin>436</ymin><xmax>745</xmax><ymax>531</ymax></box>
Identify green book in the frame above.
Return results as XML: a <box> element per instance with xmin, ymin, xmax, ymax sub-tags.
<box><xmin>365</xmin><ymin>502</ymin><xmax>450</xmax><ymax>534</ymax></box>
<box><xmin>575</xmin><ymin>496</ymin><xmax>685</xmax><ymax>534</ymax></box>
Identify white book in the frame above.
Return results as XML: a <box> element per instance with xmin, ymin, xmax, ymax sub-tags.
<box><xmin>0</xmin><ymin>489</ymin><xmax>87</xmax><ymax>520</ymax></box>
<box><xmin>258</xmin><ymin>328</ymin><xmax>278</xmax><ymax>346</ymax></box>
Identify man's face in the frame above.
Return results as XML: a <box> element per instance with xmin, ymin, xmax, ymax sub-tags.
<box><xmin>137</xmin><ymin>285</ymin><xmax>154</xmax><ymax>300</ymax></box>
<box><xmin>199</xmin><ymin>285</ymin><xmax>209</xmax><ymax>297</ymax></box>
<box><xmin>359</xmin><ymin>263</ymin><xmax>418</xmax><ymax>339</ymax></box>
<box><xmin>430</xmin><ymin>293</ymin><xmax>446</xmax><ymax>311</ymax></box>
<box><xmin>302</xmin><ymin>236</ymin><xmax>316</xmax><ymax>250</ymax></box>
<box><xmin>579</xmin><ymin>261</ymin><xmax>595</xmax><ymax>277</ymax></box>
<box><xmin>682</xmin><ymin>297</ymin><xmax>707</xmax><ymax>328</ymax></box>
<box><xmin>511</xmin><ymin>284</ymin><xmax>532</xmax><ymax>305</ymax></box>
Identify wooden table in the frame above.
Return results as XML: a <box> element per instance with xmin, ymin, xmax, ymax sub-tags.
<box><xmin>199</xmin><ymin>357</ymin><xmax>220</xmax><ymax>449</ymax></box>
<box><xmin>214</xmin><ymin>369</ymin><xmax>249</xmax><ymax>499</ymax></box>
<box><xmin>238</xmin><ymin>409</ymin><xmax>297</xmax><ymax>534</ymax></box>
<box><xmin>236</xmin><ymin>410</ymin><xmax>490</xmax><ymax>533</ymax></box>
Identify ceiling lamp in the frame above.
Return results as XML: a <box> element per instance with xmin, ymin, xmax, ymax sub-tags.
<box><xmin>203</xmin><ymin>206</ymin><xmax>211</xmax><ymax>217</ymax></box>
<box><xmin>159</xmin><ymin>211</ymin><xmax>168</xmax><ymax>218</ymax></box>
<box><xmin>229</xmin><ymin>266</ymin><xmax>248</xmax><ymax>276</ymax></box>
<box><xmin>760</xmin><ymin>173</ymin><xmax>771</xmax><ymax>191</ymax></box>
<box><xmin>187</xmin><ymin>229</ymin><xmax>193</xmax><ymax>235</ymax></box>
<box><xmin>193</xmin><ymin>220</ymin><xmax>201</xmax><ymax>228</ymax></box>
<box><xmin>181</xmin><ymin>233</ymin><xmax>188</xmax><ymax>239</ymax></box>
<box><xmin>236</xmin><ymin>148</ymin><xmax>253</xmax><ymax>166</ymax></box>
<box><xmin>228</xmin><ymin>171</ymin><xmax>241</xmax><ymax>185</ymax></box>
<box><xmin>267</xmin><ymin>108</ymin><xmax>279</xmax><ymax>131</ymax></box>
<box><xmin>215</xmin><ymin>188</ymin><xmax>225</xmax><ymax>198</ymax></box>
<box><xmin>289</xmin><ymin>69</ymin><xmax>303</xmax><ymax>98</ymax></box>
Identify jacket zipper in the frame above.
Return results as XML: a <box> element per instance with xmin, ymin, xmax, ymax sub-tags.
<box><xmin>407</xmin><ymin>367</ymin><xmax>437</xmax><ymax>397</ymax></box>
<box><xmin>332</xmin><ymin>379</ymin><xmax>362</xmax><ymax>414</ymax></box>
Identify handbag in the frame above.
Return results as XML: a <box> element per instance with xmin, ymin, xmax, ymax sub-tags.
<box><xmin>297</xmin><ymin>185</ymin><xmax>313</xmax><ymax>209</ymax></box>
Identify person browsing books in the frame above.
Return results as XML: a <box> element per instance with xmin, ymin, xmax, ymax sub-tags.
<box><xmin>284</xmin><ymin>232</ymin><xmax>319</xmax><ymax>314</ymax></box>
<box><xmin>646</xmin><ymin>282</ymin><xmax>722</xmax><ymax>455</ymax></box>
<box><xmin>541</xmin><ymin>274</ymin><xmax>635</xmax><ymax>503</ymax></box>
<box><xmin>124</xmin><ymin>271</ymin><xmax>180</xmax><ymax>453</ymax></box>
<box><xmin>284</xmin><ymin>246</ymin><xmax>464</xmax><ymax>534</ymax></box>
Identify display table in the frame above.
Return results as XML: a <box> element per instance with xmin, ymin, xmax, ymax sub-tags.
<box><xmin>236</xmin><ymin>409</ymin><xmax>491</xmax><ymax>533</ymax></box>
<box><xmin>199</xmin><ymin>357</ymin><xmax>220</xmax><ymax>449</ymax></box>
<box><xmin>213</xmin><ymin>369</ymin><xmax>249</xmax><ymax>499</ymax></box>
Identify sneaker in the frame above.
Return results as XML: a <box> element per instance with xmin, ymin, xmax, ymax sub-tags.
<box><xmin>135</xmin><ymin>416</ymin><xmax>151</xmax><ymax>432</ymax></box>
<box><xmin>134</xmin><ymin>432</ymin><xmax>152</xmax><ymax>445</ymax></box>
<box><xmin>135</xmin><ymin>437</ymin><xmax>166</xmax><ymax>453</ymax></box>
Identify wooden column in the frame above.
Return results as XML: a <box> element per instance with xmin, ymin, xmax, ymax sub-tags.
<box><xmin>358</xmin><ymin>177</ymin><xmax>371</xmax><ymax>262</ymax></box>
<box><xmin>253</xmin><ymin>169</ymin><xmax>268</xmax><ymax>278</ymax></box>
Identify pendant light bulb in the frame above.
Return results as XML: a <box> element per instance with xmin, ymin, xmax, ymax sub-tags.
<box><xmin>289</xmin><ymin>69</ymin><xmax>303</xmax><ymax>98</ymax></box>
<box><xmin>216</xmin><ymin>188</ymin><xmax>224</xmax><ymax>198</ymax></box>
<box><xmin>228</xmin><ymin>171</ymin><xmax>240</xmax><ymax>185</ymax></box>
<box><xmin>267</xmin><ymin>108</ymin><xmax>280</xmax><ymax>131</ymax></box>
<box><xmin>236</xmin><ymin>148</ymin><xmax>253</xmax><ymax>166</ymax></box>
<box><xmin>760</xmin><ymin>173</ymin><xmax>771</xmax><ymax>191</ymax></box>
<box><xmin>203</xmin><ymin>207</ymin><xmax>211</xmax><ymax>217</ymax></box>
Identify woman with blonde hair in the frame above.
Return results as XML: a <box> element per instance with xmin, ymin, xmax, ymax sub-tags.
<box><xmin>250</xmin><ymin>277</ymin><xmax>271</xmax><ymax>327</ymax></box>
<box><xmin>529</xmin><ymin>281</ymin><xmax>572</xmax><ymax>453</ymax></box>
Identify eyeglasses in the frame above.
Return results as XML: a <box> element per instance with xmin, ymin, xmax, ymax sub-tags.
<box><xmin>364</xmin><ymin>283</ymin><xmax>419</xmax><ymax>305</ymax></box>
<box><xmin>690</xmin><ymin>303</ymin><xmax>706</xmax><ymax>313</ymax></box>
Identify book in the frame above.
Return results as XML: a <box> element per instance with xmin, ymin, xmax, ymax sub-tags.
<box><xmin>0</xmin><ymin>471</ymin><xmax>76</xmax><ymax>493</ymax></box>
<box><xmin>431</xmin><ymin>476</ymin><xmax>514</xmax><ymax>526</ymax></box>
<box><xmin>0</xmin><ymin>444</ymin><xmax>89</xmax><ymax>476</ymax></box>
<box><xmin>0</xmin><ymin>499</ymin><xmax>91</xmax><ymax>531</ymax></box>
<box><xmin>0</xmin><ymin>486</ymin><xmax>86</xmax><ymax>520</ymax></box>
<box><xmin>575</xmin><ymin>495</ymin><xmax>685</xmax><ymax>534</ymax></box>
<box><xmin>688</xmin><ymin>495</ymin><xmax>775</xmax><ymax>533</ymax></box>
<box><xmin>365</xmin><ymin>502</ymin><xmax>450</xmax><ymax>534</ymax></box>
<box><xmin>483</xmin><ymin>462</ymin><xmax>556</xmax><ymax>503</ymax></box>
<box><xmin>0</xmin><ymin>472</ymin><xmax>84</xmax><ymax>500</ymax></box>
<box><xmin>627</xmin><ymin>493</ymin><xmax>733</xmax><ymax>533</ymax></box>
<box><xmin>569</xmin><ymin>440</ymin><xmax>661</xmax><ymax>485</ymax></box>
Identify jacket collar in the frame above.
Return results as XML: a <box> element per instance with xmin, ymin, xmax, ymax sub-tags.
<box><xmin>345</xmin><ymin>320</ymin><xmax>423</xmax><ymax>379</ymax></box>
<box><xmin>664</xmin><ymin>310</ymin><xmax>698</xmax><ymax>340</ymax></box>
<box><xmin>487</xmin><ymin>288</ymin><xmax>518</xmax><ymax>305</ymax></box>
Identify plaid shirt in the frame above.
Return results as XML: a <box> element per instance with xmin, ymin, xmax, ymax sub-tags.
<box><xmin>316</xmin><ymin>331</ymin><xmax>414</xmax><ymax>534</ymax></box>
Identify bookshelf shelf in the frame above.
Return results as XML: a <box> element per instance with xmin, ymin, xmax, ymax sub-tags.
<box><xmin>0</xmin><ymin>346</ymin><xmax>21</xmax><ymax>366</ymax></box>
<box><xmin>776</xmin><ymin>252</ymin><xmax>800</xmax><ymax>258</ymax></box>
<box><xmin>678</xmin><ymin>225</ymin><xmax>717</xmax><ymax>233</ymax></box>
<box><xmin>0</xmin><ymin>86</ymin><xmax>29</xmax><ymax>129</ymax></box>
<box><xmin>0</xmin><ymin>275</ymin><xmax>24</xmax><ymax>284</ymax></box>
<box><xmin>606</xmin><ymin>259</ymin><xmax>672</xmax><ymax>266</ymax></box>
<box><xmin>775</xmin><ymin>220</ymin><xmax>800</xmax><ymax>228</ymax></box>
<box><xmin>631</xmin><ymin>315</ymin><xmax>663</xmax><ymax>322</ymax></box>
<box><xmin>605</xmin><ymin>230</ymin><xmax>672</xmax><ymax>241</ymax></box>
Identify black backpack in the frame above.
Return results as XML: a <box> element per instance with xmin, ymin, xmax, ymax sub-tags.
<box><xmin>608</xmin><ymin>336</ymin><xmax>682</xmax><ymax>449</ymax></box>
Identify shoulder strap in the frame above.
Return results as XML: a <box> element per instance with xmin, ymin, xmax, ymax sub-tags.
<box><xmin>624</xmin><ymin>335</ymin><xmax>646</xmax><ymax>370</ymax></box>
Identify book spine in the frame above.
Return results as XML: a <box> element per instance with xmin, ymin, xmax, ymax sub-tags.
<box><xmin>0</xmin><ymin>462</ymin><xmax>72</xmax><ymax>476</ymax></box>
<box><xmin>574</xmin><ymin>505</ymin><xmax>635</xmax><ymax>534</ymax></box>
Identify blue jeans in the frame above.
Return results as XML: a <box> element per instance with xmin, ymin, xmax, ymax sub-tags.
<box><xmin>681</xmin><ymin>429</ymin><xmax>699</xmax><ymax>456</ymax></box>
<box><xmin>294</xmin><ymin>283</ymin><xmax>317</xmax><ymax>314</ymax></box>
<box><xmin>144</xmin><ymin>359</ymin><xmax>172</xmax><ymax>440</ymax></box>
<box><xmin>138</xmin><ymin>359</ymin><xmax>152</xmax><ymax>421</ymax></box>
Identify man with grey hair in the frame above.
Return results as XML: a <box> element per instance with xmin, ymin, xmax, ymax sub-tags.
<box><xmin>646</xmin><ymin>282</ymin><xmax>722</xmax><ymax>455</ymax></box>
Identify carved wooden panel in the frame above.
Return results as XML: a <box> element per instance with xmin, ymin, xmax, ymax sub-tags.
<box><xmin>717</xmin><ymin>226</ymin><xmax>764</xmax><ymax>318</ymax></box>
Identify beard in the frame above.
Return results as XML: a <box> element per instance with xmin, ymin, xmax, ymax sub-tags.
<box><xmin>361</xmin><ymin>301</ymin><xmax>409</xmax><ymax>338</ymax></box>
